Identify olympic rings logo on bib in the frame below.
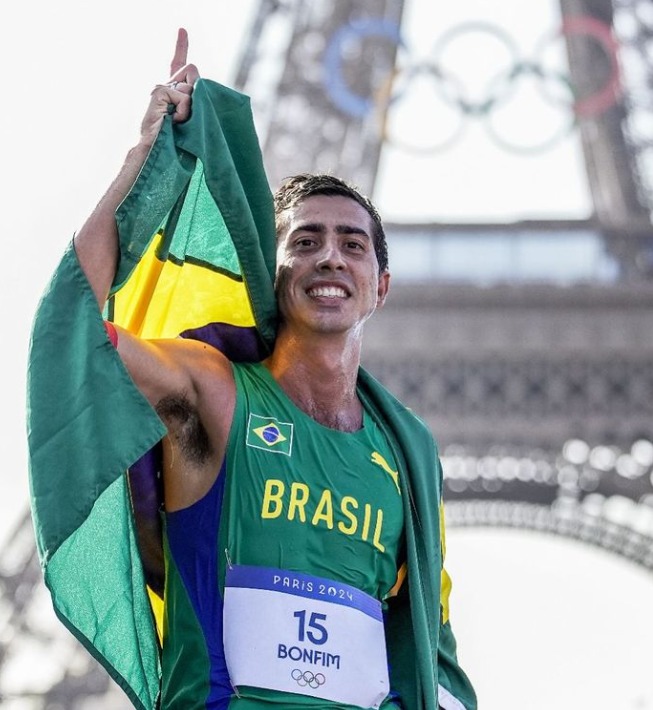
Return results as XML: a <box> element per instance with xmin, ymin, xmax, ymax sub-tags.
<box><xmin>291</xmin><ymin>669</ymin><xmax>326</xmax><ymax>689</ymax></box>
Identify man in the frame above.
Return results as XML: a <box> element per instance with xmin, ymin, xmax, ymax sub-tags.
<box><xmin>33</xmin><ymin>28</ymin><xmax>476</xmax><ymax>710</ymax></box>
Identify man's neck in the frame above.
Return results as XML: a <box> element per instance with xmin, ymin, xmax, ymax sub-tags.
<box><xmin>264</xmin><ymin>331</ymin><xmax>363</xmax><ymax>432</ymax></box>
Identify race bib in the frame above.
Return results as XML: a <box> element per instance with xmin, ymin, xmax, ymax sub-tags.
<box><xmin>223</xmin><ymin>565</ymin><xmax>390</xmax><ymax>708</ymax></box>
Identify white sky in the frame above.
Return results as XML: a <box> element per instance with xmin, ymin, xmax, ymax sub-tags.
<box><xmin>2</xmin><ymin>1</ymin><xmax>652</xmax><ymax>708</ymax></box>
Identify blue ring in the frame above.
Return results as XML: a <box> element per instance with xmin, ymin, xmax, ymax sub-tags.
<box><xmin>322</xmin><ymin>18</ymin><xmax>404</xmax><ymax>118</ymax></box>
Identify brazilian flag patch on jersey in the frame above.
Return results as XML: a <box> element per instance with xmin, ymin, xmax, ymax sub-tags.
<box><xmin>246</xmin><ymin>413</ymin><xmax>294</xmax><ymax>456</ymax></box>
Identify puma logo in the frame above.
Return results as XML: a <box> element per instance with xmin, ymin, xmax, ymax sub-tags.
<box><xmin>371</xmin><ymin>452</ymin><xmax>400</xmax><ymax>495</ymax></box>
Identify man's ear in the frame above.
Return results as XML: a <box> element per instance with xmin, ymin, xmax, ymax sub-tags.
<box><xmin>376</xmin><ymin>271</ymin><xmax>390</xmax><ymax>308</ymax></box>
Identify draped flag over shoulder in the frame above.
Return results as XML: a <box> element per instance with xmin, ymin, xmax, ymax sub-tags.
<box><xmin>27</xmin><ymin>79</ymin><xmax>278</xmax><ymax>710</ymax></box>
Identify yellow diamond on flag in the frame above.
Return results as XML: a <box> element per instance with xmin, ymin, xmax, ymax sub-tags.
<box><xmin>253</xmin><ymin>423</ymin><xmax>287</xmax><ymax>446</ymax></box>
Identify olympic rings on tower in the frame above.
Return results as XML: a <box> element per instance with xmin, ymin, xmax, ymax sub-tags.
<box><xmin>321</xmin><ymin>15</ymin><xmax>623</xmax><ymax>154</ymax></box>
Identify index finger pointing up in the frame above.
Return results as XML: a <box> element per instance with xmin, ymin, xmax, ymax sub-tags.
<box><xmin>170</xmin><ymin>27</ymin><xmax>189</xmax><ymax>76</ymax></box>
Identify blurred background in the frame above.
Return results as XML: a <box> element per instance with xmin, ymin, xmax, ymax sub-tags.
<box><xmin>2</xmin><ymin>0</ymin><xmax>653</xmax><ymax>707</ymax></box>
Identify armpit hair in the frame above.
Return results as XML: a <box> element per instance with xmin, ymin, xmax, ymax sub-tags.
<box><xmin>155</xmin><ymin>392</ymin><xmax>213</xmax><ymax>465</ymax></box>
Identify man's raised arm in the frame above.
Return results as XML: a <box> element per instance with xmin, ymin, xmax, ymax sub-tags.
<box><xmin>73</xmin><ymin>27</ymin><xmax>200</xmax><ymax>308</ymax></box>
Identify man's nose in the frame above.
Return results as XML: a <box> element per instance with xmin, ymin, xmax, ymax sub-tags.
<box><xmin>316</xmin><ymin>241</ymin><xmax>345</xmax><ymax>270</ymax></box>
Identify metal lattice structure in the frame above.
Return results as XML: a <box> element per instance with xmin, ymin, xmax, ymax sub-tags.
<box><xmin>612</xmin><ymin>0</ymin><xmax>653</xmax><ymax>218</ymax></box>
<box><xmin>560</xmin><ymin>0</ymin><xmax>653</xmax><ymax>279</ymax></box>
<box><xmin>234</xmin><ymin>0</ymin><xmax>406</xmax><ymax>194</ymax></box>
<box><xmin>5</xmin><ymin>0</ymin><xmax>653</xmax><ymax>704</ymax></box>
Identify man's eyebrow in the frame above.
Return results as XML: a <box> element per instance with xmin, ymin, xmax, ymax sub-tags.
<box><xmin>291</xmin><ymin>222</ymin><xmax>371</xmax><ymax>237</ymax></box>
<box><xmin>335</xmin><ymin>224</ymin><xmax>370</xmax><ymax>237</ymax></box>
<box><xmin>291</xmin><ymin>222</ymin><xmax>322</xmax><ymax>234</ymax></box>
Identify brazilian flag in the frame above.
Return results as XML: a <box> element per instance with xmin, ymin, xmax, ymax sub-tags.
<box><xmin>27</xmin><ymin>79</ymin><xmax>278</xmax><ymax>710</ymax></box>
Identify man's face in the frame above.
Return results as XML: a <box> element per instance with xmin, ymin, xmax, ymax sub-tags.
<box><xmin>275</xmin><ymin>194</ymin><xmax>390</xmax><ymax>337</ymax></box>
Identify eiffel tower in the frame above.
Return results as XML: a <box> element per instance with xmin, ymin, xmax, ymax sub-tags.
<box><xmin>4</xmin><ymin>0</ymin><xmax>653</xmax><ymax>705</ymax></box>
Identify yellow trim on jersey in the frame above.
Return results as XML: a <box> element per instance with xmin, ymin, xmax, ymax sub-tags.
<box><xmin>440</xmin><ymin>501</ymin><xmax>451</xmax><ymax>624</ymax></box>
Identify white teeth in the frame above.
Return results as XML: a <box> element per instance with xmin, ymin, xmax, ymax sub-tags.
<box><xmin>308</xmin><ymin>286</ymin><xmax>347</xmax><ymax>298</ymax></box>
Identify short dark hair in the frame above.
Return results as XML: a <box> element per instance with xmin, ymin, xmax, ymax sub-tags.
<box><xmin>273</xmin><ymin>173</ymin><xmax>389</xmax><ymax>273</ymax></box>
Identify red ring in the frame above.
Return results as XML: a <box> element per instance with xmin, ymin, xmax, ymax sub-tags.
<box><xmin>559</xmin><ymin>15</ymin><xmax>622</xmax><ymax>118</ymax></box>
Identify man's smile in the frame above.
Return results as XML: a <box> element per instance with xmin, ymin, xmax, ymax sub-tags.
<box><xmin>306</xmin><ymin>285</ymin><xmax>350</xmax><ymax>299</ymax></box>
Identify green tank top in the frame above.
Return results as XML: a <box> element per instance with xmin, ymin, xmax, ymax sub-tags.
<box><xmin>219</xmin><ymin>362</ymin><xmax>404</xmax><ymax>708</ymax></box>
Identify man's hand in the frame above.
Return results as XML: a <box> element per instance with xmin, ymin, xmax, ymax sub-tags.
<box><xmin>140</xmin><ymin>27</ymin><xmax>200</xmax><ymax>146</ymax></box>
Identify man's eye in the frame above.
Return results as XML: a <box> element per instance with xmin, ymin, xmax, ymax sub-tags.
<box><xmin>346</xmin><ymin>241</ymin><xmax>365</xmax><ymax>251</ymax></box>
<box><xmin>295</xmin><ymin>238</ymin><xmax>315</xmax><ymax>247</ymax></box>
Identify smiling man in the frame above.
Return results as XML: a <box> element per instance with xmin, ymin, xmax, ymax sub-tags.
<box><xmin>269</xmin><ymin>181</ymin><xmax>390</xmax><ymax>432</ymax></box>
<box><xmin>39</xmin><ymin>29</ymin><xmax>476</xmax><ymax>710</ymax></box>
